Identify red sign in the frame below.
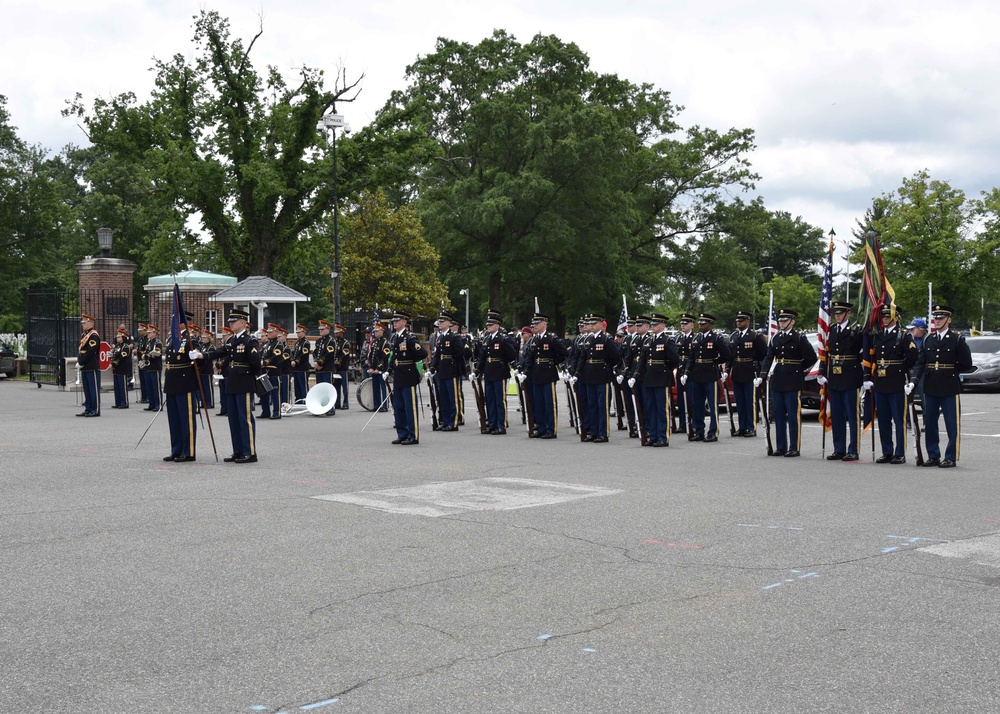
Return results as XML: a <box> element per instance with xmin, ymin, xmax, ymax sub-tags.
<box><xmin>99</xmin><ymin>341</ymin><xmax>112</xmax><ymax>371</ymax></box>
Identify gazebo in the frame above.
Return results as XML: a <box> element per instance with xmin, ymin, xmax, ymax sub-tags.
<box><xmin>210</xmin><ymin>276</ymin><xmax>310</xmax><ymax>334</ymax></box>
<box><xmin>144</xmin><ymin>270</ymin><xmax>238</xmax><ymax>335</ymax></box>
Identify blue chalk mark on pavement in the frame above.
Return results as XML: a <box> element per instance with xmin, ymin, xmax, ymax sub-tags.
<box><xmin>762</xmin><ymin>570</ymin><xmax>820</xmax><ymax>590</ymax></box>
<box><xmin>301</xmin><ymin>698</ymin><xmax>340</xmax><ymax>710</ymax></box>
<box><xmin>537</xmin><ymin>634</ymin><xmax>552</xmax><ymax>641</ymax></box>
<box><xmin>251</xmin><ymin>708</ymin><xmax>268</xmax><ymax>712</ymax></box>
<box><xmin>583</xmin><ymin>648</ymin><xmax>597</xmax><ymax>652</ymax></box>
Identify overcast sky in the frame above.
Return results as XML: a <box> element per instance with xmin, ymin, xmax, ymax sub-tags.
<box><xmin>5</xmin><ymin>0</ymin><xmax>998</xmax><ymax>266</ymax></box>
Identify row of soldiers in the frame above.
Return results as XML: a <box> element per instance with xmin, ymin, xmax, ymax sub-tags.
<box><xmin>379</xmin><ymin>303</ymin><xmax>971</xmax><ymax>467</ymax></box>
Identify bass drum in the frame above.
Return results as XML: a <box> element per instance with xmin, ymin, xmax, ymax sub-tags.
<box><xmin>357</xmin><ymin>374</ymin><xmax>392</xmax><ymax>411</ymax></box>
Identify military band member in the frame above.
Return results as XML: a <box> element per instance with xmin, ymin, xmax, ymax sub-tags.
<box><xmin>727</xmin><ymin>311</ymin><xmax>768</xmax><ymax>437</ymax></box>
<box><xmin>207</xmin><ymin>309</ymin><xmax>261</xmax><ymax>463</ymax></box>
<box><xmin>76</xmin><ymin>314</ymin><xmax>102</xmax><ymax>417</ymax></box>
<box><xmin>680</xmin><ymin>313</ymin><xmax>731</xmax><ymax>442</ymax></box>
<box><xmin>388</xmin><ymin>310</ymin><xmax>428</xmax><ymax>445</ymax></box>
<box><xmin>216</xmin><ymin>326</ymin><xmax>233</xmax><ymax>416</ymax></box>
<box><xmin>866</xmin><ymin>305</ymin><xmax>918</xmax><ymax>463</ymax></box>
<box><xmin>756</xmin><ymin>309</ymin><xmax>817</xmax><ymax>457</ymax></box>
<box><xmin>333</xmin><ymin>324</ymin><xmax>352</xmax><ymax>410</ymax></box>
<box><xmin>291</xmin><ymin>324</ymin><xmax>312</xmax><ymax>401</ymax></box>
<box><xmin>278</xmin><ymin>327</ymin><xmax>292</xmax><ymax>409</ymax></box>
<box><xmin>673</xmin><ymin>314</ymin><xmax>696</xmax><ymax>433</ymax></box>
<box><xmin>429</xmin><ymin>311</ymin><xmax>466</xmax><ymax>431</ymax></box>
<box><xmin>578</xmin><ymin>314</ymin><xmax>621</xmax><ymax>443</ymax></box>
<box><xmin>111</xmin><ymin>328</ymin><xmax>132</xmax><ymax>409</ymax></box>
<box><xmin>366</xmin><ymin>322</ymin><xmax>391</xmax><ymax>412</ymax></box>
<box><xmin>136</xmin><ymin>323</ymin><xmax>149</xmax><ymax>403</ymax></box>
<box><xmin>477</xmin><ymin>309</ymin><xmax>519</xmax><ymax>434</ymax></box>
<box><xmin>817</xmin><ymin>301</ymin><xmax>863</xmax><ymax>460</ymax></box>
<box><xmin>192</xmin><ymin>325</ymin><xmax>215</xmax><ymax>410</ymax></box>
<box><xmin>908</xmin><ymin>304</ymin><xmax>972</xmax><ymax>468</ymax></box>
<box><xmin>260</xmin><ymin>323</ymin><xmax>285</xmax><ymax>420</ymax></box>
<box><xmin>632</xmin><ymin>313</ymin><xmax>681</xmax><ymax>446</ymax></box>
<box><xmin>567</xmin><ymin>317</ymin><xmax>591</xmax><ymax>435</ymax></box>
<box><xmin>163</xmin><ymin>311</ymin><xmax>199</xmax><ymax>462</ymax></box>
<box><xmin>523</xmin><ymin>312</ymin><xmax>568</xmax><ymax>438</ymax></box>
<box><xmin>314</xmin><ymin>320</ymin><xmax>336</xmax><ymax>392</ymax></box>
<box><xmin>141</xmin><ymin>325</ymin><xmax>163</xmax><ymax>412</ymax></box>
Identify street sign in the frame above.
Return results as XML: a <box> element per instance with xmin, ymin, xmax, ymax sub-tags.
<box><xmin>99</xmin><ymin>341</ymin><xmax>112</xmax><ymax>371</ymax></box>
<box><xmin>322</xmin><ymin>114</ymin><xmax>347</xmax><ymax>128</ymax></box>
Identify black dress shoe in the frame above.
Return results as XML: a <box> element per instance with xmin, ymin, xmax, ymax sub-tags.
<box><xmin>138</xmin><ymin>399</ymin><xmax>148</xmax><ymax>404</ymax></box>
<box><xmin>86</xmin><ymin>413</ymin><xmax>100</xmax><ymax>417</ymax></box>
<box><xmin>234</xmin><ymin>455</ymin><xmax>258</xmax><ymax>463</ymax></box>
<box><xmin>671</xmin><ymin>427</ymin><xmax>685</xmax><ymax>434</ymax></box>
<box><xmin>378</xmin><ymin>407</ymin><xmax>389</xmax><ymax>412</ymax></box>
<box><xmin>540</xmin><ymin>433</ymin><xmax>557</xmax><ymax>439</ymax></box>
<box><xmin>704</xmin><ymin>436</ymin><xmax>718</xmax><ymax>443</ymax></box>
<box><xmin>842</xmin><ymin>453</ymin><xmax>859</xmax><ymax>461</ymax></box>
<box><xmin>582</xmin><ymin>435</ymin><xmax>595</xmax><ymax>442</ymax></box>
<box><xmin>118</xmin><ymin>406</ymin><xmax>129</xmax><ymax>409</ymax></box>
<box><xmin>629</xmin><ymin>431</ymin><xmax>639</xmax><ymax>439</ymax></box>
<box><xmin>492</xmin><ymin>428</ymin><xmax>507</xmax><ymax>435</ymax></box>
<box><xmin>784</xmin><ymin>450</ymin><xmax>800</xmax><ymax>457</ymax></box>
<box><xmin>440</xmin><ymin>426</ymin><xmax>457</xmax><ymax>432</ymax></box>
<box><xmin>875</xmin><ymin>454</ymin><xmax>892</xmax><ymax>464</ymax></box>
<box><xmin>743</xmin><ymin>430</ymin><xmax>757</xmax><ymax>438</ymax></box>
<box><xmin>224</xmin><ymin>454</ymin><xmax>243</xmax><ymax>462</ymax></box>
<box><xmin>391</xmin><ymin>438</ymin><xmax>403</xmax><ymax>445</ymax></box>
<box><xmin>652</xmin><ymin>440</ymin><xmax>668</xmax><ymax>447</ymax></box>
<box><xmin>939</xmin><ymin>459</ymin><xmax>956</xmax><ymax>468</ymax></box>
<box><xmin>164</xmin><ymin>455</ymin><xmax>179</xmax><ymax>461</ymax></box>
<box><xmin>826</xmin><ymin>452</ymin><xmax>846</xmax><ymax>460</ymax></box>
<box><xmin>174</xmin><ymin>456</ymin><xmax>196</xmax><ymax>462</ymax></box>
<box><xmin>592</xmin><ymin>436</ymin><xmax>609</xmax><ymax>443</ymax></box>
<box><xmin>770</xmin><ymin>450</ymin><xmax>786</xmax><ymax>457</ymax></box>
<box><xmin>269</xmin><ymin>415</ymin><xmax>281</xmax><ymax>420</ymax></box>
<box><xmin>400</xmin><ymin>438</ymin><xmax>418</xmax><ymax>445</ymax></box>
<box><xmin>143</xmin><ymin>407</ymin><xmax>156</xmax><ymax>411</ymax></box>
<box><xmin>76</xmin><ymin>412</ymin><xmax>90</xmax><ymax>417</ymax></box>
<box><xmin>890</xmin><ymin>455</ymin><xmax>906</xmax><ymax>465</ymax></box>
<box><xmin>216</xmin><ymin>412</ymin><xmax>227</xmax><ymax>416</ymax></box>
<box><xmin>922</xmin><ymin>457</ymin><xmax>941</xmax><ymax>467</ymax></box>
<box><xmin>691</xmin><ymin>434</ymin><xmax>704</xmax><ymax>442</ymax></box>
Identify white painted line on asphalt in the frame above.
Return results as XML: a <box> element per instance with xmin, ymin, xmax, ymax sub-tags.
<box><xmin>920</xmin><ymin>534</ymin><xmax>1000</xmax><ymax>568</ymax></box>
<box><xmin>312</xmin><ymin>477</ymin><xmax>622</xmax><ymax>517</ymax></box>
<box><xmin>962</xmin><ymin>433</ymin><xmax>1000</xmax><ymax>437</ymax></box>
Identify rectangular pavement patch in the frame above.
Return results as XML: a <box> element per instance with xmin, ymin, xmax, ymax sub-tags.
<box><xmin>920</xmin><ymin>534</ymin><xmax>1000</xmax><ymax>568</ymax></box>
<box><xmin>312</xmin><ymin>477</ymin><xmax>621</xmax><ymax>517</ymax></box>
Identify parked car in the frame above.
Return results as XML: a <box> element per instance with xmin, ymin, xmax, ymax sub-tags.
<box><xmin>962</xmin><ymin>336</ymin><xmax>1000</xmax><ymax>390</ymax></box>
<box><xmin>0</xmin><ymin>341</ymin><xmax>16</xmax><ymax>378</ymax></box>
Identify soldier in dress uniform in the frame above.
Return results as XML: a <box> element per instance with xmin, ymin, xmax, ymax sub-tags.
<box><xmin>867</xmin><ymin>305</ymin><xmax>918</xmax><ymax>463</ymax></box>
<box><xmin>260</xmin><ymin>323</ymin><xmax>285</xmax><ymax>420</ymax></box>
<box><xmin>680</xmin><ymin>313</ymin><xmax>731</xmax><ymax>442</ymax></box>
<box><xmin>313</xmin><ymin>321</ymin><xmax>336</xmax><ymax>410</ymax></box>
<box><xmin>908</xmin><ymin>304</ymin><xmax>972</xmax><ymax>468</ymax></box>
<box><xmin>429</xmin><ymin>311</ymin><xmax>466</xmax><ymax>431</ymax></box>
<box><xmin>631</xmin><ymin>313</ymin><xmax>681</xmax><ymax>447</ymax></box>
<box><xmin>215</xmin><ymin>326</ymin><xmax>233</xmax><ymax>416</ymax></box>
<box><xmin>615</xmin><ymin>319</ymin><xmax>640</xmax><ymax>438</ymax></box>
<box><xmin>576</xmin><ymin>313</ymin><xmax>621</xmax><ymax>443</ymax></box>
<box><xmin>277</xmin><ymin>327</ymin><xmax>292</xmax><ymax>410</ymax></box>
<box><xmin>291</xmin><ymin>324</ymin><xmax>312</xmax><ymax>401</ymax></box>
<box><xmin>523</xmin><ymin>312</ymin><xmax>568</xmax><ymax>439</ymax></box>
<box><xmin>477</xmin><ymin>309</ymin><xmax>519</xmax><ymax>434</ymax></box>
<box><xmin>333</xmin><ymin>324</ymin><xmax>352</xmax><ymax>410</ymax></box>
<box><xmin>566</xmin><ymin>317</ymin><xmax>591</xmax><ymax>436</ymax></box>
<box><xmin>208</xmin><ymin>308</ymin><xmax>261</xmax><ymax>463</ymax></box>
<box><xmin>77</xmin><ymin>314</ymin><xmax>102</xmax><ymax>417</ymax></box>
<box><xmin>111</xmin><ymin>328</ymin><xmax>132</xmax><ymax>409</ymax></box>
<box><xmin>673</xmin><ymin>314</ymin><xmax>696</xmax><ymax>434</ymax></box>
<box><xmin>163</xmin><ymin>311</ymin><xmax>199</xmax><ymax>462</ymax></box>
<box><xmin>135</xmin><ymin>323</ymin><xmax>149</xmax><ymax>403</ymax></box>
<box><xmin>191</xmin><ymin>324</ymin><xmax>214</xmax><ymax>410</ymax></box>
<box><xmin>817</xmin><ymin>301</ymin><xmax>864</xmax><ymax>460</ymax></box>
<box><xmin>366</xmin><ymin>322</ymin><xmax>391</xmax><ymax>412</ymax></box>
<box><xmin>756</xmin><ymin>309</ymin><xmax>817</xmax><ymax>457</ymax></box>
<box><xmin>623</xmin><ymin>316</ymin><xmax>650</xmax><ymax>439</ymax></box>
<box><xmin>452</xmin><ymin>321</ymin><xmax>473</xmax><ymax>426</ymax></box>
<box><xmin>388</xmin><ymin>310</ymin><xmax>428</xmax><ymax>445</ymax></box>
<box><xmin>142</xmin><ymin>325</ymin><xmax>163</xmax><ymax>412</ymax></box>
<box><xmin>727</xmin><ymin>311</ymin><xmax>768</xmax><ymax>437</ymax></box>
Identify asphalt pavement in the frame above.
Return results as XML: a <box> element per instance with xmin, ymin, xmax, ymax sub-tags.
<box><xmin>2</xmin><ymin>380</ymin><xmax>1000</xmax><ymax>713</ymax></box>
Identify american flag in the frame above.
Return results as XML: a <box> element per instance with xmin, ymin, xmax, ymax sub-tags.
<box><xmin>817</xmin><ymin>241</ymin><xmax>834</xmax><ymax>430</ymax></box>
<box><xmin>767</xmin><ymin>290</ymin><xmax>778</xmax><ymax>342</ymax></box>
<box><xmin>616</xmin><ymin>295</ymin><xmax>628</xmax><ymax>333</ymax></box>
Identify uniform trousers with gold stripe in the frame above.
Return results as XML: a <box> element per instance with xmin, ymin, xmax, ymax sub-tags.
<box><xmin>922</xmin><ymin>393</ymin><xmax>960</xmax><ymax>462</ymax></box>
<box><xmin>166</xmin><ymin>392</ymin><xmax>197</xmax><ymax>458</ymax></box>
<box><xmin>772</xmin><ymin>389</ymin><xmax>802</xmax><ymax>452</ymax></box>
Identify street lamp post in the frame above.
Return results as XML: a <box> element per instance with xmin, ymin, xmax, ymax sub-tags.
<box><xmin>459</xmin><ymin>288</ymin><xmax>469</xmax><ymax>329</ymax></box>
<box><xmin>319</xmin><ymin>113</ymin><xmax>348</xmax><ymax>324</ymax></box>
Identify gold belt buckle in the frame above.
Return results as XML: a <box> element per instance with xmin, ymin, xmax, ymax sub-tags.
<box><xmin>934</xmin><ymin>361</ymin><xmax>939</xmax><ymax>369</ymax></box>
<box><xmin>877</xmin><ymin>367</ymin><xmax>887</xmax><ymax>378</ymax></box>
<box><xmin>832</xmin><ymin>366</ymin><xmax>842</xmax><ymax>375</ymax></box>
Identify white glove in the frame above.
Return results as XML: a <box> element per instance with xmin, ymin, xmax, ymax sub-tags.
<box><xmin>380</xmin><ymin>372</ymin><xmax>388</xmax><ymax>381</ymax></box>
<box><xmin>188</xmin><ymin>349</ymin><xmax>202</xmax><ymax>360</ymax></box>
<box><xmin>615</xmin><ymin>374</ymin><xmax>624</xmax><ymax>384</ymax></box>
<box><xmin>427</xmin><ymin>371</ymin><xmax>435</xmax><ymax>379</ymax></box>
<box><xmin>627</xmin><ymin>377</ymin><xmax>636</xmax><ymax>389</ymax></box>
<box><xmin>680</xmin><ymin>375</ymin><xmax>688</xmax><ymax>386</ymax></box>
<box><xmin>516</xmin><ymin>372</ymin><xmax>527</xmax><ymax>384</ymax></box>
<box><xmin>862</xmin><ymin>380</ymin><xmax>873</xmax><ymax>391</ymax></box>
<box><xmin>904</xmin><ymin>382</ymin><xmax>915</xmax><ymax>395</ymax></box>
<box><xmin>720</xmin><ymin>372</ymin><xmax>728</xmax><ymax>381</ymax></box>
<box><xmin>560</xmin><ymin>371</ymin><xmax>569</xmax><ymax>383</ymax></box>
<box><xmin>753</xmin><ymin>377</ymin><xmax>763</xmax><ymax>388</ymax></box>
<box><xmin>470</xmin><ymin>370</ymin><xmax>477</xmax><ymax>379</ymax></box>
<box><xmin>816</xmin><ymin>375</ymin><xmax>827</xmax><ymax>386</ymax></box>
<box><xmin>569</xmin><ymin>376</ymin><xmax>578</xmax><ymax>386</ymax></box>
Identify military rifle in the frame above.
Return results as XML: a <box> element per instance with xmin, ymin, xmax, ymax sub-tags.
<box><xmin>719</xmin><ymin>366</ymin><xmax>737</xmax><ymax>436</ymax></box>
<box><xmin>632</xmin><ymin>388</ymin><xmax>647</xmax><ymax>446</ymax></box>
<box><xmin>758</xmin><ymin>382</ymin><xmax>773</xmax><ymax>456</ymax></box>
<box><xmin>471</xmin><ymin>375</ymin><xmax>490</xmax><ymax>433</ymax></box>
<box><xmin>909</xmin><ymin>393</ymin><xmax>924</xmax><ymax>466</ymax></box>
